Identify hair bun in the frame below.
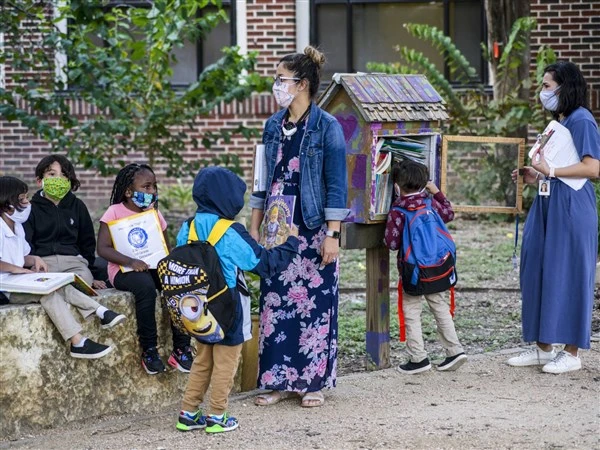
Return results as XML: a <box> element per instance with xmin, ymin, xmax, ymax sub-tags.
<box><xmin>304</xmin><ymin>46</ymin><xmax>326</xmax><ymax>68</ymax></box>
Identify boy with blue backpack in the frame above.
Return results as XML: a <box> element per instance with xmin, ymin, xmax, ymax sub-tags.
<box><xmin>384</xmin><ymin>160</ymin><xmax>466</xmax><ymax>374</ymax></box>
<box><xmin>164</xmin><ymin>167</ymin><xmax>299</xmax><ymax>433</ymax></box>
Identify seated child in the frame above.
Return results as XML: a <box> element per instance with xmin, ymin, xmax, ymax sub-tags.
<box><xmin>383</xmin><ymin>160</ymin><xmax>467</xmax><ymax>374</ymax></box>
<box><xmin>24</xmin><ymin>155</ymin><xmax>107</xmax><ymax>288</ymax></box>
<box><xmin>0</xmin><ymin>176</ymin><xmax>125</xmax><ymax>359</ymax></box>
<box><xmin>175</xmin><ymin>167</ymin><xmax>299</xmax><ymax>433</ymax></box>
<box><xmin>97</xmin><ymin>163</ymin><xmax>192</xmax><ymax>374</ymax></box>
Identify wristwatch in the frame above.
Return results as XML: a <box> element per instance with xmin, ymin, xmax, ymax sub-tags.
<box><xmin>326</xmin><ymin>229</ymin><xmax>340</xmax><ymax>239</ymax></box>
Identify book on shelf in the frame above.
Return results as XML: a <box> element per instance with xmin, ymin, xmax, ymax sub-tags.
<box><xmin>0</xmin><ymin>272</ymin><xmax>98</xmax><ymax>296</ymax></box>
<box><xmin>528</xmin><ymin>120</ymin><xmax>585</xmax><ymax>191</ymax></box>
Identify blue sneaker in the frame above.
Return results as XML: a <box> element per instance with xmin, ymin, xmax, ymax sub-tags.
<box><xmin>176</xmin><ymin>410</ymin><xmax>206</xmax><ymax>432</ymax></box>
<box><xmin>205</xmin><ymin>412</ymin><xmax>239</xmax><ymax>433</ymax></box>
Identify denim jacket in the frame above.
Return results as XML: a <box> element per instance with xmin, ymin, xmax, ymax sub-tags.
<box><xmin>249</xmin><ymin>102</ymin><xmax>350</xmax><ymax>229</ymax></box>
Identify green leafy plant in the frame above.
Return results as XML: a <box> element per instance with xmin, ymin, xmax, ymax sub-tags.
<box><xmin>367</xmin><ymin>19</ymin><xmax>556</xmax><ymax>210</ymax></box>
<box><xmin>244</xmin><ymin>271</ymin><xmax>261</xmax><ymax>314</ymax></box>
<box><xmin>0</xmin><ymin>0</ymin><xmax>269</xmax><ymax>177</ymax></box>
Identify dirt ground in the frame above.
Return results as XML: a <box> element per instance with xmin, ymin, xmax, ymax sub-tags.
<box><xmin>2</xmin><ymin>218</ymin><xmax>599</xmax><ymax>449</ymax></box>
<box><xmin>2</xmin><ymin>342</ymin><xmax>599</xmax><ymax>450</ymax></box>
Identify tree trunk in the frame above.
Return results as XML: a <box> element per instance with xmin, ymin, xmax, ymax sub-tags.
<box><xmin>485</xmin><ymin>0</ymin><xmax>531</xmax><ymax>102</ymax></box>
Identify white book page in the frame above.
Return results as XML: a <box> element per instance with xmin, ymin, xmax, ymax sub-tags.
<box><xmin>529</xmin><ymin>120</ymin><xmax>586</xmax><ymax>191</ymax></box>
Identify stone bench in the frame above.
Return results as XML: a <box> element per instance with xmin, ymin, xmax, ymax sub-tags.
<box><xmin>0</xmin><ymin>288</ymin><xmax>260</xmax><ymax>439</ymax></box>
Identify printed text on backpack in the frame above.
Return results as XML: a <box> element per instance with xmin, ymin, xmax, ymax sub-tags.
<box><xmin>158</xmin><ymin>218</ymin><xmax>236</xmax><ymax>344</ymax></box>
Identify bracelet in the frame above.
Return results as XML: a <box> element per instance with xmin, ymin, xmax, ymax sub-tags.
<box><xmin>549</xmin><ymin>167</ymin><xmax>555</xmax><ymax>178</ymax></box>
<box><xmin>535</xmin><ymin>171</ymin><xmax>541</xmax><ymax>181</ymax></box>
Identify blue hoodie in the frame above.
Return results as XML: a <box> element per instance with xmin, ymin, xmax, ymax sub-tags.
<box><xmin>176</xmin><ymin>167</ymin><xmax>300</xmax><ymax>346</ymax></box>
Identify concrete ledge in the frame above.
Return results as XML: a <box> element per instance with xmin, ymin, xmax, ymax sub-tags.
<box><xmin>0</xmin><ymin>289</ymin><xmax>192</xmax><ymax>439</ymax></box>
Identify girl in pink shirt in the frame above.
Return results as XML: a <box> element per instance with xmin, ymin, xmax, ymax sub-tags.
<box><xmin>97</xmin><ymin>163</ymin><xmax>192</xmax><ymax>375</ymax></box>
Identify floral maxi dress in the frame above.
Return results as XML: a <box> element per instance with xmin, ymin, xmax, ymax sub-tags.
<box><xmin>258</xmin><ymin>120</ymin><xmax>339</xmax><ymax>393</ymax></box>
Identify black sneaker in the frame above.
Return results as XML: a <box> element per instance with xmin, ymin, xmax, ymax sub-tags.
<box><xmin>176</xmin><ymin>409</ymin><xmax>206</xmax><ymax>432</ymax></box>
<box><xmin>397</xmin><ymin>358</ymin><xmax>431</xmax><ymax>374</ymax></box>
<box><xmin>141</xmin><ymin>347</ymin><xmax>166</xmax><ymax>375</ymax></box>
<box><xmin>437</xmin><ymin>353</ymin><xmax>468</xmax><ymax>371</ymax></box>
<box><xmin>168</xmin><ymin>346</ymin><xmax>194</xmax><ymax>373</ymax></box>
<box><xmin>70</xmin><ymin>339</ymin><xmax>112</xmax><ymax>359</ymax></box>
<box><xmin>100</xmin><ymin>310</ymin><xmax>126</xmax><ymax>329</ymax></box>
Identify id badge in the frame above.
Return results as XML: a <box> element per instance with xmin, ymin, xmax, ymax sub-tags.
<box><xmin>538</xmin><ymin>179</ymin><xmax>550</xmax><ymax>197</ymax></box>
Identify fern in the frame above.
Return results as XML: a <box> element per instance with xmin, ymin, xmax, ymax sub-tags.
<box><xmin>397</xmin><ymin>48</ymin><xmax>467</xmax><ymax>118</ymax></box>
<box><xmin>404</xmin><ymin>23</ymin><xmax>478</xmax><ymax>84</ymax></box>
<box><xmin>497</xmin><ymin>17</ymin><xmax>537</xmax><ymax>75</ymax></box>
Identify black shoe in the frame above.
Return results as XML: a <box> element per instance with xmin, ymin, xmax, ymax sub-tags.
<box><xmin>100</xmin><ymin>310</ymin><xmax>126</xmax><ymax>329</ymax></box>
<box><xmin>141</xmin><ymin>347</ymin><xmax>166</xmax><ymax>375</ymax></box>
<box><xmin>437</xmin><ymin>353</ymin><xmax>467</xmax><ymax>371</ymax></box>
<box><xmin>70</xmin><ymin>339</ymin><xmax>112</xmax><ymax>359</ymax></box>
<box><xmin>397</xmin><ymin>358</ymin><xmax>431</xmax><ymax>374</ymax></box>
<box><xmin>168</xmin><ymin>346</ymin><xmax>194</xmax><ymax>373</ymax></box>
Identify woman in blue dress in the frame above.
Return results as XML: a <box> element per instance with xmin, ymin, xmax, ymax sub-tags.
<box><xmin>508</xmin><ymin>61</ymin><xmax>600</xmax><ymax>374</ymax></box>
<box><xmin>249</xmin><ymin>46</ymin><xmax>348</xmax><ymax>407</ymax></box>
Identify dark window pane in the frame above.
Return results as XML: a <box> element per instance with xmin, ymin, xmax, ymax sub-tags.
<box><xmin>316</xmin><ymin>4</ymin><xmax>348</xmax><ymax>84</ymax></box>
<box><xmin>202</xmin><ymin>6</ymin><xmax>232</xmax><ymax>68</ymax></box>
<box><xmin>171</xmin><ymin>41</ymin><xmax>198</xmax><ymax>85</ymax></box>
<box><xmin>170</xmin><ymin>5</ymin><xmax>233</xmax><ymax>85</ymax></box>
<box><xmin>352</xmin><ymin>2</ymin><xmax>444</xmax><ymax>74</ymax></box>
<box><xmin>450</xmin><ymin>0</ymin><xmax>483</xmax><ymax>82</ymax></box>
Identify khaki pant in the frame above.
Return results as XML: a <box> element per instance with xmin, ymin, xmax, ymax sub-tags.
<box><xmin>10</xmin><ymin>285</ymin><xmax>100</xmax><ymax>341</ymax></box>
<box><xmin>181</xmin><ymin>343</ymin><xmax>242</xmax><ymax>416</ymax></box>
<box><xmin>41</xmin><ymin>255</ymin><xmax>94</xmax><ymax>286</ymax></box>
<box><xmin>403</xmin><ymin>291</ymin><xmax>463</xmax><ymax>363</ymax></box>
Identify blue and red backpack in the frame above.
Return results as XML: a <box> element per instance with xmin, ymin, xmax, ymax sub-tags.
<box><xmin>394</xmin><ymin>198</ymin><xmax>457</xmax><ymax>341</ymax></box>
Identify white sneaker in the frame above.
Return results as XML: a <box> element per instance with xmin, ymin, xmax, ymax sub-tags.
<box><xmin>542</xmin><ymin>351</ymin><xmax>582</xmax><ymax>374</ymax></box>
<box><xmin>506</xmin><ymin>347</ymin><xmax>556</xmax><ymax>366</ymax></box>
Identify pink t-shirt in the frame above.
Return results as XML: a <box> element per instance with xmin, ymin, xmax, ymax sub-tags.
<box><xmin>99</xmin><ymin>203</ymin><xmax>167</xmax><ymax>285</ymax></box>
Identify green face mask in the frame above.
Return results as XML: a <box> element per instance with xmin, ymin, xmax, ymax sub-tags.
<box><xmin>43</xmin><ymin>177</ymin><xmax>71</xmax><ymax>201</ymax></box>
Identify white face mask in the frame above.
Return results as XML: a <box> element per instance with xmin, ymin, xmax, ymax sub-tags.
<box><xmin>6</xmin><ymin>203</ymin><xmax>31</xmax><ymax>224</ymax></box>
<box><xmin>272</xmin><ymin>82</ymin><xmax>295</xmax><ymax>108</ymax></box>
<box><xmin>540</xmin><ymin>88</ymin><xmax>559</xmax><ymax>111</ymax></box>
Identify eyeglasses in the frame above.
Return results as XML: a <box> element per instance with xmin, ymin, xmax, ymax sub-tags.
<box><xmin>273</xmin><ymin>75</ymin><xmax>300</xmax><ymax>86</ymax></box>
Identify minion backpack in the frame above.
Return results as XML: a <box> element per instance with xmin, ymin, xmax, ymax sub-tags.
<box><xmin>158</xmin><ymin>218</ymin><xmax>236</xmax><ymax>344</ymax></box>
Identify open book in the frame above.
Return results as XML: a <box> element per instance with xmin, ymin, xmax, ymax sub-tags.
<box><xmin>0</xmin><ymin>272</ymin><xmax>98</xmax><ymax>296</ymax></box>
<box><xmin>528</xmin><ymin>120</ymin><xmax>586</xmax><ymax>191</ymax></box>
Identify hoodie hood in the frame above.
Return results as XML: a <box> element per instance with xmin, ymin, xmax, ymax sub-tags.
<box><xmin>192</xmin><ymin>167</ymin><xmax>246</xmax><ymax>219</ymax></box>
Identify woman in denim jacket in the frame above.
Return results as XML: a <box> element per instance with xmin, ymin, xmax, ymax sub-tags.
<box><xmin>249</xmin><ymin>46</ymin><xmax>349</xmax><ymax>408</ymax></box>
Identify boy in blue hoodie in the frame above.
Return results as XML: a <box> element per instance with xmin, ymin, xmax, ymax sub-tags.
<box><xmin>175</xmin><ymin>167</ymin><xmax>299</xmax><ymax>433</ymax></box>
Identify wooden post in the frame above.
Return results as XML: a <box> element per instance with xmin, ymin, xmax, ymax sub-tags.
<box><xmin>365</xmin><ymin>245</ymin><xmax>390</xmax><ymax>369</ymax></box>
<box><xmin>341</xmin><ymin>222</ymin><xmax>390</xmax><ymax>369</ymax></box>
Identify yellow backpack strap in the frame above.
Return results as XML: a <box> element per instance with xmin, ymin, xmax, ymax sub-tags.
<box><xmin>187</xmin><ymin>218</ymin><xmax>199</xmax><ymax>244</ymax></box>
<box><xmin>207</xmin><ymin>219</ymin><xmax>234</xmax><ymax>246</ymax></box>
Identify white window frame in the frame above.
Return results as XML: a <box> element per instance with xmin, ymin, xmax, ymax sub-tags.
<box><xmin>296</xmin><ymin>0</ymin><xmax>310</xmax><ymax>52</ymax></box>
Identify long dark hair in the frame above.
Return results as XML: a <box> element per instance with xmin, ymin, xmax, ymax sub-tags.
<box><xmin>543</xmin><ymin>61</ymin><xmax>588</xmax><ymax>119</ymax></box>
<box><xmin>279</xmin><ymin>46</ymin><xmax>326</xmax><ymax>99</ymax></box>
<box><xmin>0</xmin><ymin>176</ymin><xmax>28</xmax><ymax>214</ymax></box>
<box><xmin>109</xmin><ymin>163</ymin><xmax>155</xmax><ymax>205</ymax></box>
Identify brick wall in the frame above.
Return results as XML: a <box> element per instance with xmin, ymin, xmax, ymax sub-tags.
<box><xmin>0</xmin><ymin>0</ymin><xmax>296</xmax><ymax>214</ymax></box>
<box><xmin>530</xmin><ymin>0</ymin><xmax>600</xmax><ymax>113</ymax></box>
<box><xmin>1</xmin><ymin>0</ymin><xmax>598</xmax><ymax>215</ymax></box>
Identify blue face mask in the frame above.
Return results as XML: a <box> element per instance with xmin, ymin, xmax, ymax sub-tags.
<box><xmin>131</xmin><ymin>191</ymin><xmax>157</xmax><ymax>209</ymax></box>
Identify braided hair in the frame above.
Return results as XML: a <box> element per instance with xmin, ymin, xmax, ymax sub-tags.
<box><xmin>109</xmin><ymin>163</ymin><xmax>155</xmax><ymax>205</ymax></box>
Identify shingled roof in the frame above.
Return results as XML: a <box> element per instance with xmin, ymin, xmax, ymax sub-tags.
<box><xmin>318</xmin><ymin>73</ymin><xmax>449</xmax><ymax>123</ymax></box>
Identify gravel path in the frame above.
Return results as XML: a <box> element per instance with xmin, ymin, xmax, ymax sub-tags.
<box><xmin>3</xmin><ymin>343</ymin><xmax>599</xmax><ymax>450</ymax></box>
